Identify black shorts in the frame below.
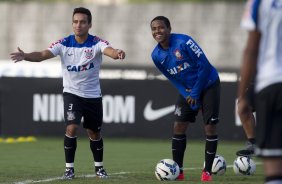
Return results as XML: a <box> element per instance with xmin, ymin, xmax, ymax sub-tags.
<box><xmin>255</xmin><ymin>83</ymin><xmax>282</xmax><ymax>158</ymax></box>
<box><xmin>63</xmin><ymin>92</ymin><xmax>103</xmax><ymax>132</ymax></box>
<box><xmin>174</xmin><ymin>79</ymin><xmax>220</xmax><ymax>124</ymax></box>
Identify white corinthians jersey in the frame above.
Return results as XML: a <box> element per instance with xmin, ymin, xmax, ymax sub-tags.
<box><xmin>241</xmin><ymin>0</ymin><xmax>282</xmax><ymax>92</ymax></box>
<box><xmin>48</xmin><ymin>34</ymin><xmax>110</xmax><ymax>98</ymax></box>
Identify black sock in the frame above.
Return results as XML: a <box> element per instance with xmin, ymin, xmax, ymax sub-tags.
<box><xmin>172</xmin><ymin>134</ymin><xmax>186</xmax><ymax>172</ymax></box>
<box><xmin>265</xmin><ymin>176</ymin><xmax>282</xmax><ymax>184</ymax></box>
<box><xmin>90</xmin><ymin>137</ymin><xmax>104</xmax><ymax>171</ymax></box>
<box><xmin>64</xmin><ymin>135</ymin><xmax>77</xmax><ymax>164</ymax></box>
<box><xmin>248</xmin><ymin>138</ymin><xmax>256</xmax><ymax>145</ymax></box>
<box><xmin>204</xmin><ymin>135</ymin><xmax>218</xmax><ymax>173</ymax></box>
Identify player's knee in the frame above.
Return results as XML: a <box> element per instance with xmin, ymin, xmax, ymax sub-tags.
<box><xmin>238</xmin><ymin>107</ymin><xmax>251</xmax><ymax>122</ymax></box>
<box><xmin>237</xmin><ymin>106</ymin><xmax>245</xmax><ymax>116</ymax></box>
<box><xmin>173</xmin><ymin>122</ymin><xmax>188</xmax><ymax>134</ymax></box>
<box><xmin>87</xmin><ymin>129</ymin><xmax>101</xmax><ymax>140</ymax></box>
<box><xmin>237</xmin><ymin>102</ymin><xmax>251</xmax><ymax>120</ymax></box>
<box><xmin>204</xmin><ymin>124</ymin><xmax>217</xmax><ymax>136</ymax></box>
<box><xmin>66</xmin><ymin>124</ymin><xmax>78</xmax><ymax>137</ymax></box>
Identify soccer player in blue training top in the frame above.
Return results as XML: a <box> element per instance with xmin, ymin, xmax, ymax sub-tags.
<box><xmin>10</xmin><ymin>7</ymin><xmax>125</xmax><ymax>180</ymax></box>
<box><xmin>150</xmin><ymin>16</ymin><xmax>220</xmax><ymax>182</ymax></box>
<box><xmin>239</xmin><ymin>0</ymin><xmax>282</xmax><ymax>183</ymax></box>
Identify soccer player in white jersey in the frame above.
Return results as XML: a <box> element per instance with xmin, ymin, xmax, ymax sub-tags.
<box><xmin>236</xmin><ymin>82</ymin><xmax>256</xmax><ymax>157</ymax></box>
<box><xmin>239</xmin><ymin>0</ymin><xmax>282</xmax><ymax>183</ymax></box>
<box><xmin>10</xmin><ymin>7</ymin><xmax>125</xmax><ymax>180</ymax></box>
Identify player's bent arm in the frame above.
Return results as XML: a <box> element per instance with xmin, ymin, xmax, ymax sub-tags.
<box><xmin>103</xmin><ymin>47</ymin><xmax>125</xmax><ymax>60</ymax></box>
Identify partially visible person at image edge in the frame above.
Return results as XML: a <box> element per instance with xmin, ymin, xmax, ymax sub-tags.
<box><xmin>239</xmin><ymin>0</ymin><xmax>282</xmax><ymax>183</ymax></box>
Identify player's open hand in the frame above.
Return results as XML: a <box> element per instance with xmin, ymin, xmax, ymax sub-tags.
<box><xmin>117</xmin><ymin>49</ymin><xmax>125</xmax><ymax>60</ymax></box>
<box><xmin>10</xmin><ymin>47</ymin><xmax>25</xmax><ymax>63</ymax></box>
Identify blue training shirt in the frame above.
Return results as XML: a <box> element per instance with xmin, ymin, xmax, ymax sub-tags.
<box><xmin>151</xmin><ymin>33</ymin><xmax>219</xmax><ymax>101</ymax></box>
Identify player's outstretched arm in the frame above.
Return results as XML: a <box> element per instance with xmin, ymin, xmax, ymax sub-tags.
<box><xmin>103</xmin><ymin>47</ymin><xmax>125</xmax><ymax>60</ymax></box>
<box><xmin>10</xmin><ymin>47</ymin><xmax>54</xmax><ymax>63</ymax></box>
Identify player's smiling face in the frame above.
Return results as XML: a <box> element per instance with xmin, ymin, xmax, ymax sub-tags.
<box><xmin>151</xmin><ymin>20</ymin><xmax>171</xmax><ymax>47</ymax></box>
<box><xmin>72</xmin><ymin>13</ymin><xmax>92</xmax><ymax>38</ymax></box>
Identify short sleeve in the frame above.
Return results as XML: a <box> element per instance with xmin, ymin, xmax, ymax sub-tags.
<box><xmin>47</xmin><ymin>38</ymin><xmax>64</xmax><ymax>56</ymax></box>
<box><xmin>99</xmin><ymin>40</ymin><xmax>111</xmax><ymax>53</ymax></box>
<box><xmin>241</xmin><ymin>0</ymin><xmax>260</xmax><ymax>31</ymax></box>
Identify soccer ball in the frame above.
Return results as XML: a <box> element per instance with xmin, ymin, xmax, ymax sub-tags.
<box><xmin>233</xmin><ymin>156</ymin><xmax>256</xmax><ymax>175</ymax></box>
<box><xmin>211</xmin><ymin>155</ymin><xmax>227</xmax><ymax>175</ymax></box>
<box><xmin>155</xmin><ymin>159</ymin><xmax>180</xmax><ymax>181</ymax></box>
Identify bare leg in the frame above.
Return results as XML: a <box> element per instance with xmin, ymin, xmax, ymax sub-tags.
<box><xmin>237</xmin><ymin>100</ymin><xmax>256</xmax><ymax>156</ymax></box>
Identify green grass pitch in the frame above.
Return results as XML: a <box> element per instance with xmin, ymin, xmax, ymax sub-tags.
<box><xmin>0</xmin><ymin>137</ymin><xmax>264</xmax><ymax>183</ymax></box>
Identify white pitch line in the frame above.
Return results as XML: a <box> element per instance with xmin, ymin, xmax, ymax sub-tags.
<box><xmin>13</xmin><ymin>172</ymin><xmax>131</xmax><ymax>184</ymax></box>
<box><xmin>13</xmin><ymin>162</ymin><xmax>263</xmax><ymax>184</ymax></box>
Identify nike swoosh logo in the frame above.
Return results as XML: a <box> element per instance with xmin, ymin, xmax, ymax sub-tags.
<box><xmin>158</xmin><ymin>167</ymin><xmax>169</xmax><ymax>176</ymax></box>
<box><xmin>143</xmin><ymin>101</ymin><xmax>174</xmax><ymax>121</ymax></box>
<box><xmin>211</xmin><ymin>117</ymin><xmax>219</xmax><ymax>122</ymax></box>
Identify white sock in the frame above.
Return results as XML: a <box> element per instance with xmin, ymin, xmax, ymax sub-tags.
<box><xmin>66</xmin><ymin>163</ymin><xmax>74</xmax><ymax>168</ymax></box>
